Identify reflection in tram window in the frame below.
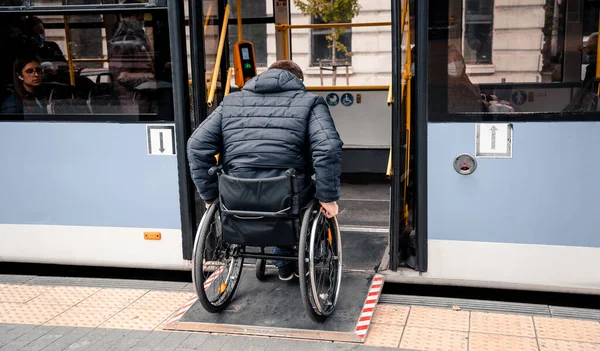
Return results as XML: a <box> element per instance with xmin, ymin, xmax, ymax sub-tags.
<box><xmin>0</xmin><ymin>8</ymin><xmax>173</xmax><ymax>120</ymax></box>
<box><xmin>447</xmin><ymin>44</ymin><xmax>487</xmax><ymax>113</ymax></box>
<box><xmin>0</xmin><ymin>56</ymin><xmax>49</xmax><ymax>114</ymax></box>
<box><xmin>435</xmin><ymin>0</ymin><xmax>600</xmax><ymax>116</ymax></box>
<box><xmin>463</xmin><ymin>0</ymin><xmax>493</xmax><ymax>65</ymax></box>
<box><xmin>0</xmin><ymin>0</ymin><xmax>151</xmax><ymax>5</ymax></box>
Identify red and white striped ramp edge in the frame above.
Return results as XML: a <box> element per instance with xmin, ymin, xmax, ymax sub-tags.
<box><xmin>354</xmin><ymin>273</ymin><xmax>385</xmax><ymax>341</ymax></box>
<box><xmin>164</xmin><ymin>266</ymin><xmax>225</xmax><ymax>327</ymax></box>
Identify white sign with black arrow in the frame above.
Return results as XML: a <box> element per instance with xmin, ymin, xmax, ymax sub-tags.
<box><xmin>476</xmin><ymin>123</ymin><xmax>512</xmax><ymax>158</ymax></box>
<box><xmin>147</xmin><ymin>125</ymin><xmax>175</xmax><ymax>156</ymax></box>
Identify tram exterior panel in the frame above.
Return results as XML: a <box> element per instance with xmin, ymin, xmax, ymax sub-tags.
<box><xmin>0</xmin><ymin>122</ymin><xmax>189</xmax><ymax>270</ymax></box>
<box><xmin>421</xmin><ymin>122</ymin><xmax>600</xmax><ymax>293</ymax></box>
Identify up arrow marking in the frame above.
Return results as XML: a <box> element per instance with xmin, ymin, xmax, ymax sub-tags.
<box><xmin>490</xmin><ymin>126</ymin><xmax>498</xmax><ymax>150</ymax></box>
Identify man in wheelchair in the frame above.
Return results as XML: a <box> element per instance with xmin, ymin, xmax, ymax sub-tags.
<box><xmin>187</xmin><ymin>60</ymin><xmax>343</xmax><ymax>281</ymax></box>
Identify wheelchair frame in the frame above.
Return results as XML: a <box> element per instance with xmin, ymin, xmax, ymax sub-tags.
<box><xmin>191</xmin><ymin>166</ymin><xmax>343</xmax><ymax>322</ymax></box>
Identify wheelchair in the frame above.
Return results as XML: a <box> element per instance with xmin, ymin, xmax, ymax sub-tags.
<box><xmin>191</xmin><ymin>166</ymin><xmax>342</xmax><ymax>322</ymax></box>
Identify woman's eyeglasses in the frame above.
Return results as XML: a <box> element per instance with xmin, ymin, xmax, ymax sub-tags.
<box><xmin>23</xmin><ymin>67</ymin><xmax>42</xmax><ymax>75</ymax></box>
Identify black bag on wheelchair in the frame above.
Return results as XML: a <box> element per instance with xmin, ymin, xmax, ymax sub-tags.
<box><xmin>217</xmin><ymin>169</ymin><xmax>301</xmax><ymax>247</ymax></box>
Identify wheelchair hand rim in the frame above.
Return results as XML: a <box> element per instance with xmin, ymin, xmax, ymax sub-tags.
<box><xmin>308</xmin><ymin>211</ymin><xmax>342</xmax><ymax>316</ymax></box>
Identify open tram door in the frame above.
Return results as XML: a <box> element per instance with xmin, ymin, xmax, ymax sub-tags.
<box><xmin>387</xmin><ymin>0</ymin><xmax>427</xmax><ymax>273</ymax></box>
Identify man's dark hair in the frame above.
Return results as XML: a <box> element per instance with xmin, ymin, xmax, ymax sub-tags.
<box><xmin>268</xmin><ymin>60</ymin><xmax>304</xmax><ymax>81</ymax></box>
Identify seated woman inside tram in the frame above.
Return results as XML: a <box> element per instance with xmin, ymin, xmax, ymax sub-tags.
<box><xmin>25</xmin><ymin>16</ymin><xmax>95</xmax><ymax>96</ymax></box>
<box><xmin>447</xmin><ymin>44</ymin><xmax>488</xmax><ymax>113</ymax></box>
<box><xmin>1</xmin><ymin>56</ymin><xmax>48</xmax><ymax>115</ymax></box>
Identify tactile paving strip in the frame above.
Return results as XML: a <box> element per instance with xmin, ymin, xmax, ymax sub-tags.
<box><xmin>28</xmin><ymin>286</ymin><xmax>101</xmax><ymax>306</ymax></box>
<box><xmin>470</xmin><ymin>311</ymin><xmax>536</xmax><ymax>337</ymax></box>
<box><xmin>371</xmin><ymin>304</ymin><xmax>410</xmax><ymax>326</ymax></box>
<box><xmin>363</xmin><ymin>324</ymin><xmax>402</xmax><ymax>348</ymax></box>
<box><xmin>469</xmin><ymin>333</ymin><xmax>539</xmax><ymax>351</ymax></box>
<box><xmin>45</xmin><ymin>305</ymin><xmax>123</xmax><ymax>328</ymax></box>
<box><xmin>0</xmin><ymin>302</ymin><xmax>70</xmax><ymax>324</ymax></box>
<box><xmin>534</xmin><ymin>316</ymin><xmax>600</xmax><ymax>343</ymax></box>
<box><xmin>100</xmin><ymin>308</ymin><xmax>176</xmax><ymax>330</ymax></box>
<box><xmin>406</xmin><ymin>306</ymin><xmax>470</xmax><ymax>331</ymax></box>
<box><xmin>128</xmin><ymin>291</ymin><xmax>195</xmax><ymax>311</ymax></box>
<box><xmin>0</xmin><ymin>302</ymin><xmax>19</xmax><ymax>314</ymax></box>
<box><xmin>0</xmin><ymin>285</ymin><xmax>52</xmax><ymax>303</ymax></box>
<box><xmin>400</xmin><ymin>326</ymin><xmax>468</xmax><ymax>351</ymax></box>
<box><xmin>538</xmin><ymin>338</ymin><xmax>600</xmax><ymax>351</ymax></box>
<box><xmin>78</xmin><ymin>288</ymin><xmax>149</xmax><ymax>308</ymax></box>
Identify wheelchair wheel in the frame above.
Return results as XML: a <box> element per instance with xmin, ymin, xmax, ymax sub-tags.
<box><xmin>298</xmin><ymin>202</ymin><xmax>343</xmax><ymax>322</ymax></box>
<box><xmin>255</xmin><ymin>259</ymin><xmax>266</xmax><ymax>280</ymax></box>
<box><xmin>192</xmin><ymin>204</ymin><xmax>244</xmax><ymax>313</ymax></box>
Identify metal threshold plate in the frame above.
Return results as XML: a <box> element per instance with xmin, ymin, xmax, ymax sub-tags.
<box><xmin>164</xmin><ymin>270</ymin><xmax>383</xmax><ymax>343</ymax></box>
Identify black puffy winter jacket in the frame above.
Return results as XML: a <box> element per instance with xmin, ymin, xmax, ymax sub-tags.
<box><xmin>187</xmin><ymin>68</ymin><xmax>343</xmax><ymax>204</ymax></box>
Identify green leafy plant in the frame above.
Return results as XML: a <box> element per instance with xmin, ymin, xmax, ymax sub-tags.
<box><xmin>293</xmin><ymin>0</ymin><xmax>361</xmax><ymax>65</ymax></box>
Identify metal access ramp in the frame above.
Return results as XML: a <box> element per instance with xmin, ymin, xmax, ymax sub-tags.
<box><xmin>163</xmin><ymin>227</ymin><xmax>388</xmax><ymax>343</ymax></box>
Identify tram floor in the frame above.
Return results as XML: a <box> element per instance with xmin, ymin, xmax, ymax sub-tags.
<box><xmin>195</xmin><ymin>181</ymin><xmax>391</xmax><ymax>230</ymax></box>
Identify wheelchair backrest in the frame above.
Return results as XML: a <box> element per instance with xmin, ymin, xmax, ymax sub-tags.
<box><xmin>218</xmin><ymin>170</ymin><xmax>298</xmax><ymax>215</ymax></box>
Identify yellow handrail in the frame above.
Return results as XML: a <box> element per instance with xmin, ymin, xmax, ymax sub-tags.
<box><xmin>387</xmin><ymin>77</ymin><xmax>393</xmax><ymax>106</ymax></box>
<box><xmin>62</xmin><ymin>14</ymin><xmax>75</xmax><ymax>87</ymax></box>
<box><xmin>237</xmin><ymin>0</ymin><xmax>243</xmax><ymax>41</ymax></box>
<box><xmin>386</xmin><ymin>0</ymin><xmax>409</xmax><ymax>180</ymax></box>
<box><xmin>402</xmin><ymin>0</ymin><xmax>412</xmax><ymax>226</ymax></box>
<box><xmin>276</xmin><ymin>22</ymin><xmax>391</xmax><ymax>31</ymax></box>
<box><xmin>207</xmin><ymin>4</ymin><xmax>230</xmax><ymax>108</ymax></box>
<box><xmin>282</xmin><ymin>26</ymin><xmax>290</xmax><ymax>60</ymax></box>
<box><xmin>224</xmin><ymin>67</ymin><xmax>233</xmax><ymax>96</ymax></box>
<box><xmin>204</xmin><ymin>3</ymin><xmax>213</xmax><ymax>35</ymax></box>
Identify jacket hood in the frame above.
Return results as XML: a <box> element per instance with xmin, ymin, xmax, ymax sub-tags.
<box><xmin>242</xmin><ymin>68</ymin><xmax>305</xmax><ymax>94</ymax></box>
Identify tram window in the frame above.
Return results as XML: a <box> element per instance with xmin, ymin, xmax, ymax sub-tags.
<box><xmin>229</xmin><ymin>24</ymin><xmax>269</xmax><ymax>68</ymax></box>
<box><xmin>0</xmin><ymin>0</ymin><xmax>151</xmax><ymax>5</ymax></box>
<box><xmin>227</xmin><ymin>0</ymin><xmax>269</xmax><ymax>69</ymax></box>
<box><xmin>463</xmin><ymin>0</ymin><xmax>493</xmax><ymax>65</ymax></box>
<box><xmin>310</xmin><ymin>16</ymin><xmax>352</xmax><ymax>67</ymax></box>
<box><xmin>27</xmin><ymin>0</ymin><xmax>150</xmax><ymax>5</ymax></box>
<box><xmin>429</xmin><ymin>0</ymin><xmax>600</xmax><ymax>118</ymax></box>
<box><xmin>0</xmin><ymin>10</ymin><xmax>173</xmax><ymax>121</ymax></box>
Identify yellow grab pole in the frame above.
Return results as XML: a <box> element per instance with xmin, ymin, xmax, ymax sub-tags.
<box><xmin>207</xmin><ymin>4</ymin><xmax>230</xmax><ymax>107</ymax></box>
<box><xmin>224</xmin><ymin>67</ymin><xmax>233</xmax><ymax>96</ymax></box>
<box><xmin>204</xmin><ymin>3</ymin><xmax>213</xmax><ymax>35</ymax></box>
<box><xmin>62</xmin><ymin>16</ymin><xmax>75</xmax><ymax>87</ymax></box>
<box><xmin>387</xmin><ymin>77</ymin><xmax>393</xmax><ymax>106</ymax></box>
<box><xmin>282</xmin><ymin>28</ymin><xmax>290</xmax><ymax>60</ymax></box>
<box><xmin>276</xmin><ymin>22</ymin><xmax>391</xmax><ymax>30</ymax></box>
<box><xmin>403</xmin><ymin>0</ymin><xmax>412</xmax><ymax>226</ymax></box>
<box><xmin>237</xmin><ymin>0</ymin><xmax>243</xmax><ymax>41</ymax></box>
<box><xmin>386</xmin><ymin>77</ymin><xmax>393</xmax><ymax>178</ymax></box>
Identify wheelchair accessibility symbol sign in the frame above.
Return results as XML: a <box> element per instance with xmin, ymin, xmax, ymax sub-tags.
<box><xmin>341</xmin><ymin>93</ymin><xmax>354</xmax><ymax>106</ymax></box>
<box><xmin>326</xmin><ymin>93</ymin><xmax>339</xmax><ymax>106</ymax></box>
